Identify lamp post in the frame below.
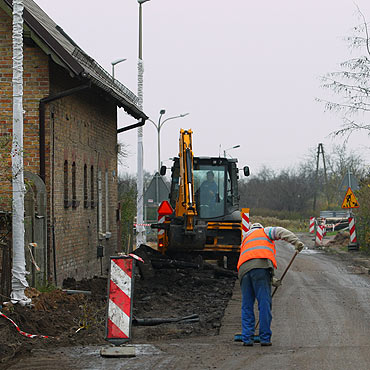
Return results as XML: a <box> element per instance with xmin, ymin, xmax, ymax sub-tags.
<box><xmin>111</xmin><ymin>58</ymin><xmax>127</xmax><ymax>82</ymax></box>
<box><xmin>224</xmin><ymin>145</ymin><xmax>240</xmax><ymax>158</ymax></box>
<box><xmin>148</xmin><ymin>110</ymin><xmax>190</xmax><ymax>173</ymax></box>
<box><xmin>136</xmin><ymin>0</ymin><xmax>150</xmax><ymax>246</ymax></box>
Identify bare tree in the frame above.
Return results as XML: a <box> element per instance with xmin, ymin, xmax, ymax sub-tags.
<box><xmin>319</xmin><ymin>6</ymin><xmax>370</xmax><ymax>138</ymax></box>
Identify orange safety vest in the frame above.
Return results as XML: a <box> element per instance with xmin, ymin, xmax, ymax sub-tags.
<box><xmin>237</xmin><ymin>228</ymin><xmax>277</xmax><ymax>271</ymax></box>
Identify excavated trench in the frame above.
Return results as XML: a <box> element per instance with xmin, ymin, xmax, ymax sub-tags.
<box><xmin>0</xmin><ymin>246</ymin><xmax>236</xmax><ymax>369</ymax></box>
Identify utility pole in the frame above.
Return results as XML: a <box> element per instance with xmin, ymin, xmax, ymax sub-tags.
<box><xmin>312</xmin><ymin>143</ymin><xmax>329</xmax><ymax>211</ymax></box>
<box><xmin>11</xmin><ymin>0</ymin><xmax>31</xmax><ymax>306</ymax></box>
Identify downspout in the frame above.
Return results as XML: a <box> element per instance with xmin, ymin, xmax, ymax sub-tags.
<box><xmin>38</xmin><ymin>83</ymin><xmax>90</xmax><ymax>284</ymax></box>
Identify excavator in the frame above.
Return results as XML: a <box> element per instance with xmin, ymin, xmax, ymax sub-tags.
<box><xmin>153</xmin><ymin>129</ymin><xmax>249</xmax><ymax>269</ymax></box>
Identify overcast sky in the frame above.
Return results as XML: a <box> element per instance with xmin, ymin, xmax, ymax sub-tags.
<box><xmin>34</xmin><ymin>0</ymin><xmax>370</xmax><ymax>176</ymax></box>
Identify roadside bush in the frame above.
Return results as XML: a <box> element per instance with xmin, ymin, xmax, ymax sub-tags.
<box><xmin>356</xmin><ymin>176</ymin><xmax>370</xmax><ymax>253</ymax></box>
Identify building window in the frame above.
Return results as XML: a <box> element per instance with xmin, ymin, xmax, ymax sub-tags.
<box><xmin>105</xmin><ymin>169</ymin><xmax>110</xmax><ymax>235</ymax></box>
<box><xmin>91</xmin><ymin>165</ymin><xmax>95</xmax><ymax>208</ymax></box>
<box><xmin>98</xmin><ymin>169</ymin><xmax>103</xmax><ymax>235</ymax></box>
<box><xmin>84</xmin><ymin>164</ymin><xmax>88</xmax><ymax>208</ymax></box>
<box><xmin>64</xmin><ymin>160</ymin><xmax>69</xmax><ymax>208</ymax></box>
<box><xmin>72</xmin><ymin>161</ymin><xmax>78</xmax><ymax>208</ymax></box>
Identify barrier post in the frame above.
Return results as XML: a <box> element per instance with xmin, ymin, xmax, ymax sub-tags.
<box><xmin>309</xmin><ymin>217</ymin><xmax>315</xmax><ymax>233</ymax></box>
<box><xmin>241</xmin><ymin>208</ymin><xmax>250</xmax><ymax>241</ymax></box>
<box><xmin>348</xmin><ymin>216</ymin><xmax>359</xmax><ymax>251</ymax></box>
<box><xmin>315</xmin><ymin>225</ymin><xmax>324</xmax><ymax>247</ymax></box>
<box><xmin>105</xmin><ymin>256</ymin><xmax>135</xmax><ymax>346</ymax></box>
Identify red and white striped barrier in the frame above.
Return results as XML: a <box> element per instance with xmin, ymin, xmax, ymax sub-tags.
<box><xmin>348</xmin><ymin>217</ymin><xmax>357</xmax><ymax>244</ymax></box>
<box><xmin>106</xmin><ymin>255</ymin><xmax>142</xmax><ymax>345</ymax></box>
<box><xmin>157</xmin><ymin>215</ymin><xmax>165</xmax><ymax>236</ymax></box>
<box><xmin>309</xmin><ymin>217</ymin><xmax>315</xmax><ymax>233</ymax></box>
<box><xmin>315</xmin><ymin>225</ymin><xmax>325</xmax><ymax>246</ymax></box>
<box><xmin>241</xmin><ymin>208</ymin><xmax>250</xmax><ymax>241</ymax></box>
<box><xmin>0</xmin><ymin>311</ymin><xmax>50</xmax><ymax>339</ymax></box>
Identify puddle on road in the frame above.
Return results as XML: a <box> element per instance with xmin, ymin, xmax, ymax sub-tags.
<box><xmin>35</xmin><ymin>343</ymin><xmax>163</xmax><ymax>358</ymax></box>
<box><xmin>299</xmin><ymin>247</ymin><xmax>324</xmax><ymax>255</ymax></box>
<box><xmin>24</xmin><ymin>344</ymin><xmax>164</xmax><ymax>370</ymax></box>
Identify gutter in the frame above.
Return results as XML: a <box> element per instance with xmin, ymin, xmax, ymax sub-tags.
<box><xmin>117</xmin><ymin>118</ymin><xmax>146</xmax><ymax>134</ymax></box>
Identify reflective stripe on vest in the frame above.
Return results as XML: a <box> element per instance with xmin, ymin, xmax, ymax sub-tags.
<box><xmin>237</xmin><ymin>228</ymin><xmax>277</xmax><ymax>270</ymax></box>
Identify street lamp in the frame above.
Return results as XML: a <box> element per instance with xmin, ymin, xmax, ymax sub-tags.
<box><xmin>148</xmin><ymin>110</ymin><xmax>190</xmax><ymax>173</ymax></box>
<box><xmin>136</xmin><ymin>0</ymin><xmax>151</xmax><ymax>246</ymax></box>
<box><xmin>111</xmin><ymin>58</ymin><xmax>127</xmax><ymax>82</ymax></box>
<box><xmin>148</xmin><ymin>110</ymin><xmax>189</xmax><ymax>206</ymax></box>
<box><xmin>224</xmin><ymin>145</ymin><xmax>240</xmax><ymax>158</ymax></box>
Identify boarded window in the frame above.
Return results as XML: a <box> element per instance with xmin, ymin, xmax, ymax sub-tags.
<box><xmin>105</xmin><ymin>169</ymin><xmax>109</xmax><ymax>233</ymax></box>
<box><xmin>91</xmin><ymin>165</ymin><xmax>95</xmax><ymax>208</ymax></box>
<box><xmin>84</xmin><ymin>164</ymin><xmax>88</xmax><ymax>208</ymax></box>
<box><xmin>72</xmin><ymin>161</ymin><xmax>77</xmax><ymax>208</ymax></box>
<box><xmin>98</xmin><ymin>169</ymin><xmax>102</xmax><ymax>234</ymax></box>
<box><xmin>64</xmin><ymin>160</ymin><xmax>69</xmax><ymax>208</ymax></box>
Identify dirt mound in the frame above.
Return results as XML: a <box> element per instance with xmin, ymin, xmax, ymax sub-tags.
<box><xmin>325</xmin><ymin>231</ymin><xmax>350</xmax><ymax>248</ymax></box>
<box><xmin>0</xmin><ymin>254</ymin><xmax>236</xmax><ymax>368</ymax></box>
<box><xmin>0</xmin><ymin>289</ymin><xmax>105</xmax><ymax>369</ymax></box>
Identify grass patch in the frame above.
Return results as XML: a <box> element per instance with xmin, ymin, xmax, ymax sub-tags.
<box><xmin>250</xmin><ymin>216</ymin><xmax>308</xmax><ymax>232</ymax></box>
<box><xmin>37</xmin><ymin>283</ymin><xmax>58</xmax><ymax>293</ymax></box>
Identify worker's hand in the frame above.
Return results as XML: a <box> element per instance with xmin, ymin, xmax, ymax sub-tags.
<box><xmin>272</xmin><ymin>277</ymin><xmax>282</xmax><ymax>287</ymax></box>
<box><xmin>295</xmin><ymin>242</ymin><xmax>304</xmax><ymax>252</ymax></box>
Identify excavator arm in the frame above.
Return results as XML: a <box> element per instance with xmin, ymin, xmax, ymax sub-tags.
<box><xmin>176</xmin><ymin>129</ymin><xmax>197</xmax><ymax>232</ymax></box>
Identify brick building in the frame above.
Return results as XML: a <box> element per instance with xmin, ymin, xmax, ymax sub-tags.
<box><xmin>0</xmin><ymin>0</ymin><xmax>147</xmax><ymax>286</ymax></box>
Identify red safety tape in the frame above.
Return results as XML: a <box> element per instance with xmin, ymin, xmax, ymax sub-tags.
<box><xmin>128</xmin><ymin>253</ymin><xmax>144</xmax><ymax>263</ymax></box>
<box><xmin>0</xmin><ymin>311</ymin><xmax>50</xmax><ymax>339</ymax></box>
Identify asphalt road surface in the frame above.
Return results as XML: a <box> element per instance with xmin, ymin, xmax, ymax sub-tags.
<box><xmin>13</xmin><ymin>236</ymin><xmax>370</xmax><ymax>369</ymax></box>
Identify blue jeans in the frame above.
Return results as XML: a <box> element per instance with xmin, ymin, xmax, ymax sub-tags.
<box><xmin>241</xmin><ymin>268</ymin><xmax>272</xmax><ymax>343</ymax></box>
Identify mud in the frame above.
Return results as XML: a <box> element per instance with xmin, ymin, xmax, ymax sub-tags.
<box><xmin>0</xmin><ymin>259</ymin><xmax>235</xmax><ymax>369</ymax></box>
<box><xmin>8</xmin><ymin>235</ymin><xmax>370</xmax><ymax>370</ymax></box>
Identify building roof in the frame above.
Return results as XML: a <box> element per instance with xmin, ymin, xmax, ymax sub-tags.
<box><xmin>2</xmin><ymin>0</ymin><xmax>147</xmax><ymax>120</ymax></box>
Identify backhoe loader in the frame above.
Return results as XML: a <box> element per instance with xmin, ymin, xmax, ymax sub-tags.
<box><xmin>152</xmin><ymin>129</ymin><xmax>249</xmax><ymax>269</ymax></box>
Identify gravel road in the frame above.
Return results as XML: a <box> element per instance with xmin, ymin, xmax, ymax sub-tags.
<box><xmin>12</xmin><ymin>235</ymin><xmax>370</xmax><ymax>369</ymax></box>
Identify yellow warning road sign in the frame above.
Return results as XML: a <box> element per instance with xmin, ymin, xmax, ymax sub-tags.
<box><xmin>341</xmin><ymin>187</ymin><xmax>360</xmax><ymax>209</ymax></box>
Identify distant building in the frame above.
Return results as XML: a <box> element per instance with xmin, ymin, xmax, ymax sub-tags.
<box><xmin>0</xmin><ymin>0</ymin><xmax>147</xmax><ymax>286</ymax></box>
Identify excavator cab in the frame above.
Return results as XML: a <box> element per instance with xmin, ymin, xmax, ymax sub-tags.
<box><xmin>169</xmin><ymin>157</ymin><xmax>243</xmax><ymax>222</ymax></box>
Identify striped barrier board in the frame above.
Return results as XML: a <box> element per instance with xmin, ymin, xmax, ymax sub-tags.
<box><xmin>106</xmin><ymin>256</ymin><xmax>136</xmax><ymax>345</ymax></box>
<box><xmin>241</xmin><ymin>208</ymin><xmax>250</xmax><ymax>241</ymax></box>
<box><xmin>349</xmin><ymin>217</ymin><xmax>357</xmax><ymax>244</ymax></box>
<box><xmin>315</xmin><ymin>225</ymin><xmax>325</xmax><ymax>246</ymax></box>
<box><xmin>348</xmin><ymin>217</ymin><xmax>358</xmax><ymax>251</ymax></box>
<box><xmin>157</xmin><ymin>215</ymin><xmax>165</xmax><ymax>236</ymax></box>
<box><xmin>309</xmin><ymin>217</ymin><xmax>315</xmax><ymax>233</ymax></box>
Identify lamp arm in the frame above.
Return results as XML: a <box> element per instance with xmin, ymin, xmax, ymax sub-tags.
<box><xmin>159</xmin><ymin>115</ymin><xmax>186</xmax><ymax>129</ymax></box>
<box><xmin>147</xmin><ymin>118</ymin><xmax>158</xmax><ymax>129</ymax></box>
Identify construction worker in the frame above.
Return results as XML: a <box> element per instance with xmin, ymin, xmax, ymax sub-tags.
<box><xmin>238</xmin><ymin>223</ymin><xmax>304</xmax><ymax>346</ymax></box>
<box><xmin>199</xmin><ymin>171</ymin><xmax>218</xmax><ymax>206</ymax></box>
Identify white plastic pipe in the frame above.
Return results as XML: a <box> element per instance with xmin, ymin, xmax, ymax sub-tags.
<box><xmin>11</xmin><ymin>0</ymin><xmax>31</xmax><ymax>305</ymax></box>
